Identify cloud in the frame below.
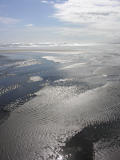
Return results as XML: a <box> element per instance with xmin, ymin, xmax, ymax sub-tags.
<box><xmin>0</xmin><ymin>16</ymin><xmax>20</xmax><ymax>24</ymax></box>
<box><xmin>50</xmin><ymin>0</ymin><xmax>120</xmax><ymax>43</ymax></box>
<box><xmin>40</xmin><ymin>0</ymin><xmax>55</xmax><ymax>4</ymax></box>
<box><xmin>41</xmin><ymin>0</ymin><xmax>49</xmax><ymax>4</ymax></box>
<box><xmin>53</xmin><ymin>0</ymin><xmax>120</xmax><ymax>24</ymax></box>
<box><xmin>25</xmin><ymin>24</ymin><xmax>34</xmax><ymax>27</ymax></box>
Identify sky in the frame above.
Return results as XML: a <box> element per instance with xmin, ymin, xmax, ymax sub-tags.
<box><xmin>0</xmin><ymin>0</ymin><xmax>120</xmax><ymax>45</ymax></box>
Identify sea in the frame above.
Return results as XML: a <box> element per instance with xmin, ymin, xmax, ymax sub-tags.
<box><xmin>0</xmin><ymin>44</ymin><xmax>120</xmax><ymax>160</ymax></box>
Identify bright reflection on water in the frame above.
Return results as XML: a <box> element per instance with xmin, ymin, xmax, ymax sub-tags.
<box><xmin>57</xmin><ymin>155</ymin><xmax>63</xmax><ymax>160</ymax></box>
<box><xmin>1</xmin><ymin>44</ymin><xmax>120</xmax><ymax>160</ymax></box>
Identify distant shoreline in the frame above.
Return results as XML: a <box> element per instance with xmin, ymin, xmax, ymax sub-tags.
<box><xmin>0</xmin><ymin>49</ymin><xmax>82</xmax><ymax>54</ymax></box>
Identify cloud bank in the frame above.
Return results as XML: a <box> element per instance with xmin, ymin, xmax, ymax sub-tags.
<box><xmin>54</xmin><ymin>0</ymin><xmax>120</xmax><ymax>24</ymax></box>
<box><xmin>51</xmin><ymin>0</ymin><xmax>120</xmax><ymax>43</ymax></box>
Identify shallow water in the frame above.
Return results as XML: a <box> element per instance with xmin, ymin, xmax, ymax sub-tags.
<box><xmin>1</xmin><ymin>45</ymin><xmax>120</xmax><ymax>160</ymax></box>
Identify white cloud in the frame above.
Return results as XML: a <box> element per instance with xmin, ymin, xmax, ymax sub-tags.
<box><xmin>53</xmin><ymin>0</ymin><xmax>120</xmax><ymax>24</ymax></box>
<box><xmin>50</xmin><ymin>0</ymin><xmax>120</xmax><ymax>43</ymax></box>
<box><xmin>0</xmin><ymin>16</ymin><xmax>20</xmax><ymax>24</ymax></box>
<box><xmin>41</xmin><ymin>0</ymin><xmax>55</xmax><ymax>4</ymax></box>
<box><xmin>25</xmin><ymin>24</ymin><xmax>34</xmax><ymax>27</ymax></box>
<box><xmin>41</xmin><ymin>0</ymin><xmax>49</xmax><ymax>4</ymax></box>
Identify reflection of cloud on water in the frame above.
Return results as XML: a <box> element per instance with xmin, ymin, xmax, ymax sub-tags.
<box><xmin>54</xmin><ymin>78</ymin><xmax>72</xmax><ymax>83</ymax></box>
<box><xmin>1</xmin><ymin>59</ymin><xmax>41</xmax><ymax>68</ymax></box>
<box><xmin>42</xmin><ymin>56</ymin><xmax>70</xmax><ymax>64</ymax></box>
<box><xmin>29</xmin><ymin>76</ymin><xmax>43</xmax><ymax>82</ymax></box>
<box><xmin>61</xmin><ymin>63</ymin><xmax>86</xmax><ymax>70</ymax></box>
<box><xmin>16</xmin><ymin>59</ymin><xmax>41</xmax><ymax>67</ymax></box>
